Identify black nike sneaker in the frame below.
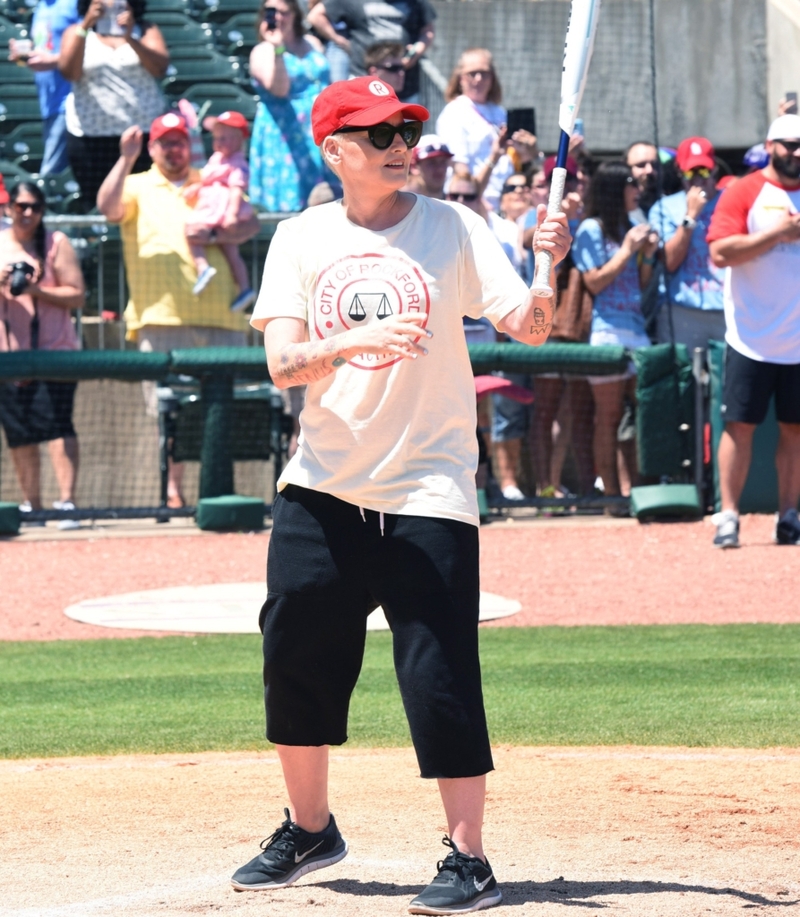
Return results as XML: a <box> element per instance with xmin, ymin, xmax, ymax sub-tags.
<box><xmin>408</xmin><ymin>836</ymin><xmax>502</xmax><ymax>914</ymax></box>
<box><xmin>231</xmin><ymin>808</ymin><xmax>347</xmax><ymax>890</ymax></box>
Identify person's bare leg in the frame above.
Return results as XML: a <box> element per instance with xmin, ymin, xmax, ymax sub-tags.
<box><xmin>775</xmin><ymin>422</ymin><xmax>800</xmax><ymax>516</ymax></box>
<box><xmin>189</xmin><ymin>240</ymin><xmax>210</xmax><ymax>276</ymax></box>
<box><xmin>437</xmin><ymin>774</ymin><xmax>486</xmax><ymax>862</ymax></box>
<box><xmin>590</xmin><ymin>380</ymin><xmax>626</xmax><ymax>495</ymax></box>
<box><xmin>718</xmin><ymin>422</ymin><xmax>756</xmax><ymax>512</ymax></box>
<box><xmin>47</xmin><ymin>436</ymin><xmax>79</xmax><ymax>503</ymax></box>
<box><xmin>530</xmin><ymin>378</ymin><xmax>563</xmax><ymax>492</ymax></box>
<box><xmin>10</xmin><ymin>444</ymin><xmax>42</xmax><ymax>508</ymax></box>
<box><xmin>168</xmin><ymin>458</ymin><xmax>185</xmax><ymax>507</ymax></box>
<box><xmin>221</xmin><ymin>242</ymin><xmax>250</xmax><ymax>292</ymax></box>
<box><xmin>493</xmin><ymin>438</ymin><xmax>521</xmax><ymax>492</ymax></box>
<box><xmin>275</xmin><ymin>744</ymin><xmax>330</xmax><ymax>833</ymax></box>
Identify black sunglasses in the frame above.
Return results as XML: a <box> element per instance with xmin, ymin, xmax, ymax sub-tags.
<box><xmin>447</xmin><ymin>192</ymin><xmax>478</xmax><ymax>202</ymax></box>
<box><xmin>378</xmin><ymin>63</ymin><xmax>405</xmax><ymax>74</ymax></box>
<box><xmin>776</xmin><ymin>139</ymin><xmax>800</xmax><ymax>153</ymax></box>
<box><xmin>12</xmin><ymin>200</ymin><xmax>44</xmax><ymax>214</ymax></box>
<box><xmin>335</xmin><ymin>120</ymin><xmax>423</xmax><ymax>150</ymax></box>
<box><xmin>501</xmin><ymin>183</ymin><xmax>529</xmax><ymax>194</ymax></box>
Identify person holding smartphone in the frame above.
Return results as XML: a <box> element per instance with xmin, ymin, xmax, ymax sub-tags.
<box><xmin>7</xmin><ymin>0</ymin><xmax>81</xmax><ymax>176</ymax></box>
<box><xmin>58</xmin><ymin>0</ymin><xmax>169</xmax><ymax>211</ymax></box>
<box><xmin>248</xmin><ymin>0</ymin><xmax>332</xmax><ymax>212</ymax></box>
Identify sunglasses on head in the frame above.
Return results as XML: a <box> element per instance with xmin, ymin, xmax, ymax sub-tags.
<box><xmin>12</xmin><ymin>200</ymin><xmax>43</xmax><ymax>214</ymax></box>
<box><xmin>776</xmin><ymin>139</ymin><xmax>800</xmax><ymax>153</ymax></box>
<box><xmin>335</xmin><ymin>120</ymin><xmax>423</xmax><ymax>150</ymax></box>
<box><xmin>447</xmin><ymin>192</ymin><xmax>478</xmax><ymax>202</ymax></box>
<box><xmin>682</xmin><ymin>167</ymin><xmax>711</xmax><ymax>180</ymax></box>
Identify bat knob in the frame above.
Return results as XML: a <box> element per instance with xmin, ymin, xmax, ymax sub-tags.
<box><xmin>530</xmin><ymin>280</ymin><xmax>554</xmax><ymax>298</ymax></box>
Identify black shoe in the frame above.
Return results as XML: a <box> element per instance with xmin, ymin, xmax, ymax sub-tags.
<box><xmin>776</xmin><ymin>509</ymin><xmax>800</xmax><ymax>545</ymax></box>
<box><xmin>408</xmin><ymin>837</ymin><xmax>502</xmax><ymax>915</ymax></box>
<box><xmin>231</xmin><ymin>808</ymin><xmax>347</xmax><ymax>891</ymax></box>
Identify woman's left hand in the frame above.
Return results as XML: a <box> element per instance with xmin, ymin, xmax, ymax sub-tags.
<box><xmin>118</xmin><ymin>6</ymin><xmax>135</xmax><ymax>39</ymax></box>
<box><xmin>509</xmin><ymin>129</ymin><xmax>537</xmax><ymax>163</ymax></box>
<box><xmin>531</xmin><ymin>204</ymin><xmax>572</xmax><ymax>267</ymax></box>
<box><xmin>643</xmin><ymin>229</ymin><xmax>660</xmax><ymax>258</ymax></box>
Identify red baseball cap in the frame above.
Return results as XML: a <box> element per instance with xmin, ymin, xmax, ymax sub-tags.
<box><xmin>543</xmin><ymin>155</ymin><xmax>579</xmax><ymax>180</ymax></box>
<box><xmin>150</xmin><ymin>112</ymin><xmax>189</xmax><ymax>142</ymax></box>
<box><xmin>202</xmin><ymin>110</ymin><xmax>250</xmax><ymax>137</ymax></box>
<box><xmin>676</xmin><ymin>137</ymin><xmax>715</xmax><ymax>171</ymax></box>
<box><xmin>311</xmin><ymin>76</ymin><xmax>428</xmax><ymax>146</ymax></box>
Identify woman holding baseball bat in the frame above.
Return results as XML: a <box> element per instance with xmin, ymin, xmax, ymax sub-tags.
<box><xmin>573</xmin><ymin>161</ymin><xmax>658</xmax><ymax>500</ymax></box>
<box><xmin>232</xmin><ymin>76</ymin><xmax>571</xmax><ymax>915</ymax></box>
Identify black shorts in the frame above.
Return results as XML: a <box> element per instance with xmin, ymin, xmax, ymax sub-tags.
<box><xmin>259</xmin><ymin>484</ymin><xmax>494</xmax><ymax>779</ymax></box>
<box><xmin>0</xmin><ymin>380</ymin><xmax>77</xmax><ymax>448</ymax></box>
<box><xmin>722</xmin><ymin>346</ymin><xmax>800</xmax><ymax>425</ymax></box>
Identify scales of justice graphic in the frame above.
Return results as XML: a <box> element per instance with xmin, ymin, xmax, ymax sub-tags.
<box><xmin>347</xmin><ymin>292</ymin><xmax>394</xmax><ymax>322</ymax></box>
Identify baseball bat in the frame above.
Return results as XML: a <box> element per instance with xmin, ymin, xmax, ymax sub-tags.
<box><xmin>531</xmin><ymin>0</ymin><xmax>602</xmax><ymax>297</ymax></box>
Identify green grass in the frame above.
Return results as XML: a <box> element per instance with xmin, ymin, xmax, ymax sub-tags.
<box><xmin>1</xmin><ymin>626</ymin><xmax>799</xmax><ymax>758</ymax></box>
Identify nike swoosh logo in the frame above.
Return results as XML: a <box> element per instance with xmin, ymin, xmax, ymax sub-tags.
<box><xmin>474</xmin><ymin>875</ymin><xmax>492</xmax><ymax>893</ymax></box>
<box><xmin>295</xmin><ymin>841</ymin><xmax>324</xmax><ymax>863</ymax></box>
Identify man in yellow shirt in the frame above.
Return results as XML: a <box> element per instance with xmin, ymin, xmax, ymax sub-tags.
<box><xmin>98</xmin><ymin>112</ymin><xmax>260</xmax><ymax>505</ymax></box>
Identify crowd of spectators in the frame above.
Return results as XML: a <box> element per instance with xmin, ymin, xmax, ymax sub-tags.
<box><xmin>2</xmin><ymin>1</ymin><xmax>799</xmax><ymax>542</ymax></box>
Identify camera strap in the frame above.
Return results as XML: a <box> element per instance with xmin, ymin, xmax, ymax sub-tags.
<box><xmin>30</xmin><ymin>298</ymin><xmax>40</xmax><ymax>351</ymax></box>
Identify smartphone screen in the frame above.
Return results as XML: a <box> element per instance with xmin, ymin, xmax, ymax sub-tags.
<box><xmin>505</xmin><ymin>107</ymin><xmax>536</xmax><ymax>137</ymax></box>
<box><xmin>264</xmin><ymin>7</ymin><xmax>277</xmax><ymax>29</ymax></box>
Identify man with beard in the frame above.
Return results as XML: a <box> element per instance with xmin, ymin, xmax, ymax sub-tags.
<box><xmin>625</xmin><ymin>140</ymin><xmax>659</xmax><ymax>217</ymax></box>
<box><xmin>707</xmin><ymin>114</ymin><xmax>800</xmax><ymax>548</ymax></box>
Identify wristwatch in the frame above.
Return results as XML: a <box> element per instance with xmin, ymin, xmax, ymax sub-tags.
<box><xmin>681</xmin><ymin>215</ymin><xmax>697</xmax><ymax>231</ymax></box>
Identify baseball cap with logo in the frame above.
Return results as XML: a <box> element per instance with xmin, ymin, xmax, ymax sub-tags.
<box><xmin>543</xmin><ymin>155</ymin><xmax>579</xmax><ymax>180</ymax></box>
<box><xmin>311</xmin><ymin>76</ymin><xmax>428</xmax><ymax>146</ymax></box>
<box><xmin>150</xmin><ymin>112</ymin><xmax>189</xmax><ymax>142</ymax></box>
<box><xmin>412</xmin><ymin>134</ymin><xmax>453</xmax><ymax>163</ymax></box>
<box><xmin>675</xmin><ymin>137</ymin><xmax>715</xmax><ymax>171</ymax></box>
<box><xmin>766</xmin><ymin>114</ymin><xmax>800</xmax><ymax>141</ymax></box>
<box><xmin>202</xmin><ymin>110</ymin><xmax>250</xmax><ymax>137</ymax></box>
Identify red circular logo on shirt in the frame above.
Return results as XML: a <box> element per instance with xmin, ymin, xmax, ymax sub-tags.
<box><xmin>312</xmin><ymin>253</ymin><xmax>431</xmax><ymax>371</ymax></box>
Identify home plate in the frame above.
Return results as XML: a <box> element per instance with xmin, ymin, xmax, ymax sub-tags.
<box><xmin>64</xmin><ymin>584</ymin><xmax>521</xmax><ymax>634</ymax></box>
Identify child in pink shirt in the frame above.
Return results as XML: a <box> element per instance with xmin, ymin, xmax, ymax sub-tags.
<box><xmin>185</xmin><ymin>110</ymin><xmax>256</xmax><ymax>312</ymax></box>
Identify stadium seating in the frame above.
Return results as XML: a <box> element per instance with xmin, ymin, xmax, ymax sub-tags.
<box><xmin>191</xmin><ymin>0</ymin><xmax>261</xmax><ymax>25</ymax></box>
<box><xmin>214</xmin><ymin>12</ymin><xmax>259</xmax><ymax>58</ymax></box>
<box><xmin>147</xmin><ymin>11</ymin><xmax>214</xmax><ymax>49</ymax></box>
<box><xmin>0</xmin><ymin>58</ymin><xmax>37</xmax><ymax>83</ymax></box>
<box><xmin>0</xmin><ymin>13</ymin><xmax>29</xmax><ymax>42</ymax></box>
<box><xmin>0</xmin><ymin>0</ymin><xmax>35</xmax><ymax>23</ymax></box>
<box><xmin>179</xmin><ymin>82</ymin><xmax>258</xmax><ymax>120</ymax></box>
<box><xmin>36</xmin><ymin>169</ymin><xmax>82</xmax><ymax>213</ymax></box>
<box><xmin>0</xmin><ymin>92</ymin><xmax>43</xmax><ymax>131</ymax></box>
<box><xmin>145</xmin><ymin>0</ymin><xmax>194</xmax><ymax>16</ymax></box>
<box><xmin>0</xmin><ymin>121</ymin><xmax>43</xmax><ymax>171</ymax></box>
<box><xmin>162</xmin><ymin>46</ymin><xmax>246</xmax><ymax>94</ymax></box>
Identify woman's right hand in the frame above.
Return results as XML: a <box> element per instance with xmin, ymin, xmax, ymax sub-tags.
<box><xmin>81</xmin><ymin>0</ymin><xmax>105</xmax><ymax>30</ymax></box>
<box><xmin>622</xmin><ymin>222</ymin><xmax>651</xmax><ymax>256</ymax></box>
<box><xmin>343</xmin><ymin>313</ymin><xmax>431</xmax><ymax>361</ymax></box>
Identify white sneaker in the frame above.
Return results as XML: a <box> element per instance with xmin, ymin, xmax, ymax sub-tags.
<box><xmin>54</xmin><ymin>500</ymin><xmax>80</xmax><ymax>531</ymax></box>
<box><xmin>192</xmin><ymin>265</ymin><xmax>217</xmax><ymax>295</ymax></box>
<box><xmin>501</xmin><ymin>485</ymin><xmax>525</xmax><ymax>501</ymax></box>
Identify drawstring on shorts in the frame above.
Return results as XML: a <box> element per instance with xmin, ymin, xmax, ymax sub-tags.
<box><xmin>358</xmin><ymin>506</ymin><xmax>385</xmax><ymax>536</ymax></box>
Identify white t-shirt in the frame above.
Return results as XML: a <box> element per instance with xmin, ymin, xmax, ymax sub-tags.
<box><xmin>435</xmin><ymin>95</ymin><xmax>514</xmax><ymax>212</ymax></box>
<box><xmin>251</xmin><ymin>195</ymin><xmax>530</xmax><ymax>525</ymax></box>
<box><xmin>707</xmin><ymin>170</ymin><xmax>800</xmax><ymax>363</ymax></box>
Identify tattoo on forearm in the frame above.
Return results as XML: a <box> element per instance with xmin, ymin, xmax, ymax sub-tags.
<box><xmin>274</xmin><ymin>338</ymin><xmax>345</xmax><ymax>384</ymax></box>
<box><xmin>529</xmin><ymin>324</ymin><xmax>552</xmax><ymax>337</ymax></box>
<box><xmin>533</xmin><ymin>306</ymin><xmax>546</xmax><ymax>326</ymax></box>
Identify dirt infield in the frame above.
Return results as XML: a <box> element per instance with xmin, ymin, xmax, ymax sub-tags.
<box><xmin>2</xmin><ymin>514</ymin><xmax>799</xmax><ymax>916</ymax></box>
<box><xmin>0</xmin><ymin>513</ymin><xmax>795</xmax><ymax>641</ymax></box>
<box><xmin>2</xmin><ymin>746</ymin><xmax>798</xmax><ymax>916</ymax></box>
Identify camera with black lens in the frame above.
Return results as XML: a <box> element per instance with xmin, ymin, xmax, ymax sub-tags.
<box><xmin>8</xmin><ymin>261</ymin><xmax>35</xmax><ymax>296</ymax></box>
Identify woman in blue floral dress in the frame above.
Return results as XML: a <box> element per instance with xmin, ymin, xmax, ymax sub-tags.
<box><xmin>249</xmin><ymin>0</ymin><xmax>332</xmax><ymax>212</ymax></box>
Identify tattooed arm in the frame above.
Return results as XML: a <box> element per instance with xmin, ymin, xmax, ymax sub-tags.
<box><xmin>497</xmin><ymin>205</ymin><xmax>572</xmax><ymax>347</ymax></box>
<box><xmin>264</xmin><ymin>314</ymin><xmax>432</xmax><ymax>388</ymax></box>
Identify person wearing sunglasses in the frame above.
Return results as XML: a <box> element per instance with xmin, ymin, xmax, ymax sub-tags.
<box><xmin>0</xmin><ymin>181</ymin><xmax>86</xmax><ymax>529</ymax></box>
<box><xmin>404</xmin><ymin>133</ymin><xmax>453</xmax><ymax>199</ymax></box>
<box><xmin>706</xmin><ymin>114</ymin><xmax>800</xmax><ymax>550</ymax></box>
<box><xmin>232</xmin><ymin>76</ymin><xmax>571</xmax><ymax>914</ymax></box>
<box><xmin>645</xmin><ymin>136</ymin><xmax>726</xmax><ymax>355</ymax></box>
<box><xmin>364</xmin><ymin>40</ymin><xmax>406</xmax><ymax>97</ymax></box>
